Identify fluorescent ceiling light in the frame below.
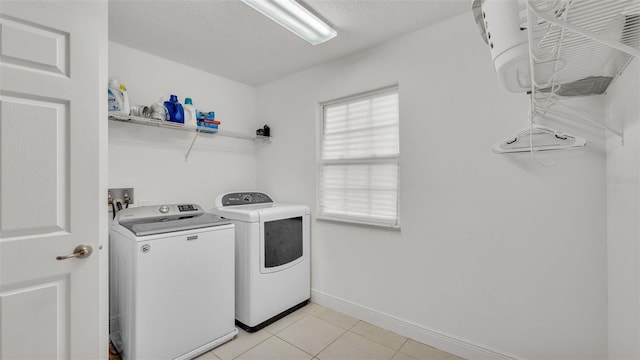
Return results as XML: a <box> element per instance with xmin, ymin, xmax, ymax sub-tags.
<box><xmin>241</xmin><ymin>0</ymin><xmax>337</xmax><ymax>45</ymax></box>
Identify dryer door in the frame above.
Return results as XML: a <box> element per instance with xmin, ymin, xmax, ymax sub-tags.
<box><xmin>258</xmin><ymin>208</ymin><xmax>309</xmax><ymax>274</ymax></box>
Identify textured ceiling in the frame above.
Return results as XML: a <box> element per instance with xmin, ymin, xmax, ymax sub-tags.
<box><xmin>109</xmin><ymin>0</ymin><xmax>470</xmax><ymax>86</ymax></box>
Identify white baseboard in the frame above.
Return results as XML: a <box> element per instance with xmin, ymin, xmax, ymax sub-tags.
<box><xmin>311</xmin><ymin>289</ymin><xmax>525</xmax><ymax>360</ymax></box>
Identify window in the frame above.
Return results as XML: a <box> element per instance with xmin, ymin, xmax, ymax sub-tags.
<box><xmin>318</xmin><ymin>86</ymin><xmax>400</xmax><ymax>228</ymax></box>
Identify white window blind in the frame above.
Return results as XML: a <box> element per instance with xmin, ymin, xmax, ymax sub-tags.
<box><xmin>319</xmin><ymin>86</ymin><xmax>399</xmax><ymax>227</ymax></box>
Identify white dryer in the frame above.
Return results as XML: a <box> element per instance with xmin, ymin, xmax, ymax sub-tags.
<box><xmin>110</xmin><ymin>204</ymin><xmax>237</xmax><ymax>360</ymax></box>
<box><xmin>210</xmin><ymin>192</ymin><xmax>310</xmax><ymax>332</ymax></box>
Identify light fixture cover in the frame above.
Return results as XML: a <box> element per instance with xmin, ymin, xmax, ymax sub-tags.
<box><xmin>242</xmin><ymin>0</ymin><xmax>337</xmax><ymax>45</ymax></box>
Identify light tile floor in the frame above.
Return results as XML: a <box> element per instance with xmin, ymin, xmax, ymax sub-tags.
<box><xmin>197</xmin><ymin>303</ymin><xmax>465</xmax><ymax>360</ymax></box>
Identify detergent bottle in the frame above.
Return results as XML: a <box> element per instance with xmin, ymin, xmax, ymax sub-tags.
<box><xmin>183</xmin><ymin>97</ymin><xmax>198</xmax><ymax>128</ymax></box>
<box><xmin>108</xmin><ymin>78</ymin><xmax>130</xmax><ymax>115</ymax></box>
<box><xmin>164</xmin><ymin>95</ymin><xmax>185</xmax><ymax>123</ymax></box>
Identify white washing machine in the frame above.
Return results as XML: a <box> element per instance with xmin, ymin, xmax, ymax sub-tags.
<box><xmin>110</xmin><ymin>204</ymin><xmax>238</xmax><ymax>360</ymax></box>
<box><xmin>210</xmin><ymin>192</ymin><xmax>310</xmax><ymax>332</ymax></box>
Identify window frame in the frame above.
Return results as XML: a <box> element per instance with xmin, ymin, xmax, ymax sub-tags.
<box><xmin>316</xmin><ymin>85</ymin><xmax>401</xmax><ymax>229</ymax></box>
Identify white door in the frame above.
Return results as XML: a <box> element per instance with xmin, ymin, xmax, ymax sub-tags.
<box><xmin>0</xmin><ymin>1</ymin><xmax>107</xmax><ymax>359</ymax></box>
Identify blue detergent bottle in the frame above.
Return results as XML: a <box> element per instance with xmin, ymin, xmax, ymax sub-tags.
<box><xmin>164</xmin><ymin>95</ymin><xmax>185</xmax><ymax>123</ymax></box>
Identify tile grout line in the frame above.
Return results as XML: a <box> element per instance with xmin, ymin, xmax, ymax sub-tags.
<box><xmin>344</xmin><ymin>328</ymin><xmax>406</xmax><ymax>359</ymax></box>
<box><xmin>229</xmin><ymin>306</ymin><xmax>322</xmax><ymax>359</ymax></box>
<box><xmin>265</xmin><ymin>311</ymin><xmax>309</xmax><ymax>336</ymax></box>
<box><xmin>271</xmin><ymin>313</ymin><xmax>320</xmax><ymax>359</ymax></box>
<box><xmin>307</xmin><ymin>311</ymin><xmax>361</xmax><ymax>331</ymax></box>
<box><xmin>313</xmin><ymin>326</ymin><xmax>351</xmax><ymax>358</ymax></box>
<box><xmin>275</xmin><ymin>313</ymin><xmax>357</xmax><ymax>358</ymax></box>
<box><xmin>232</xmin><ymin>307</ymin><xmax>313</xmax><ymax>358</ymax></box>
<box><xmin>273</xmin><ymin>314</ymin><xmax>347</xmax><ymax>358</ymax></box>
<box><xmin>227</xmin><ymin>331</ymin><xmax>272</xmax><ymax>360</ymax></box>
<box><xmin>305</xmin><ymin>308</ymin><xmax>407</xmax><ymax>358</ymax></box>
<box><xmin>226</xmin><ymin>304</ymin><xmax>421</xmax><ymax>360</ymax></box>
<box><xmin>273</xmin><ymin>334</ymin><xmax>318</xmax><ymax>359</ymax></box>
<box><xmin>271</xmin><ymin>312</ymin><xmax>338</xmax><ymax>359</ymax></box>
<box><xmin>312</xmin><ymin>303</ymin><xmax>413</xmax><ymax>355</ymax></box>
<box><xmin>391</xmin><ymin>338</ymin><xmax>411</xmax><ymax>360</ymax></box>
<box><xmin>308</xmin><ymin>317</ymin><xmax>361</xmax><ymax>358</ymax></box>
<box><xmin>346</xmin><ymin>320</ymin><xmax>410</xmax><ymax>355</ymax></box>
<box><xmin>216</xmin><ymin>305</ymin><xmax>434</xmax><ymax>360</ymax></box>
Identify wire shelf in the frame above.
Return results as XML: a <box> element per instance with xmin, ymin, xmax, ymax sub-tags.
<box><xmin>108</xmin><ymin>113</ymin><xmax>271</xmax><ymax>142</ymax></box>
<box><xmin>525</xmin><ymin>0</ymin><xmax>640</xmax><ymax>141</ymax></box>
<box><xmin>526</xmin><ymin>0</ymin><xmax>640</xmax><ymax>98</ymax></box>
<box><xmin>109</xmin><ymin>113</ymin><xmax>271</xmax><ymax>161</ymax></box>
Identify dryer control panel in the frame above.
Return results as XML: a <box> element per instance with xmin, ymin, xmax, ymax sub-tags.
<box><xmin>220</xmin><ymin>192</ymin><xmax>273</xmax><ymax>206</ymax></box>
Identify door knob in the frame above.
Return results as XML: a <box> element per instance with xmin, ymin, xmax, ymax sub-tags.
<box><xmin>56</xmin><ymin>244</ymin><xmax>93</xmax><ymax>260</ymax></box>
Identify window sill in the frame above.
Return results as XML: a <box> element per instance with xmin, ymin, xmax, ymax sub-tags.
<box><xmin>315</xmin><ymin>216</ymin><xmax>401</xmax><ymax>231</ymax></box>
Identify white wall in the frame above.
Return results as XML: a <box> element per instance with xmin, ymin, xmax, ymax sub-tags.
<box><xmin>256</xmin><ymin>12</ymin><xmax>608</xmax><ymax>359</ymax></box>
<box><xmin>108</xmin><ymin>42</ymin><xmax>258</xmax><ymax>209</ymax></box>
<box><xmin>606</xmin><ymin>58</ymin><xmax>640</xmax><ymax>359</ymax></box>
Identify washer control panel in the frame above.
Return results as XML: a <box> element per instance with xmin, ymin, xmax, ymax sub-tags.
<box><xmin>221</xmin><ymin>192</ymin><xmax>273</xmax><ymax>206</ymax></box>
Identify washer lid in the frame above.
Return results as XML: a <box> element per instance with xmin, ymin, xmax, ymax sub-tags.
<box><xmin>116</xmin><ymin>204</ymin><xmax>232</xmax><ymax>236</ymax></box>
<box><xmin>120</xmin><ymin>212</ymin><xmax>231</xmax><ymax>236</ymax></box>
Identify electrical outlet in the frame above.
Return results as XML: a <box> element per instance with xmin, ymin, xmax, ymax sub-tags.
<box><xmin>108</xmin><ymin>188</ymin><xmax>134</xmax><ymax>206</ymax></box>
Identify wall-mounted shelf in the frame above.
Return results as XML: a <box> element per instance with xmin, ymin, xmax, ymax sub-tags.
<box><xmin>109</xmin><ymin>113</ymin><xmax>271</xmax><ymax>161</ymax></box>
<box><xmin>108</xmin><ymin>113</ymin><xmax>272</xmax><ymax>142</ymax></box>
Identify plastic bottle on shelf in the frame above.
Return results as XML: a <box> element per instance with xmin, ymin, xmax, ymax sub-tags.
<box><xmin>196</xmin><ymin>110</ymin><xmax>216</xmax><ymax>121</ymax></box>
<box><xmin>164</xmin><ymin>95</ymin><xmax>185</xmax><ymax>124</ymax></box>
<box><xmin>183</xmin><ymin>97</ymin><xmax>198</xmax><ymax>128</ymax></box>
<box><xmin>107</xmin><ymin>89</ymin><xmax>120</xmax><ymax>112</ymax></box>
<box><xmin>108</xmin><ymin>78</ymin><xmax>130</xmax><ymax>115</ymax></box>
<box><xmin>196</xmin><ymin>111</ymin><xmax>220</xmax><ymax>133</ymax></box>
<box><xmin>150</xmin><ymin>97</ymin><xmax>167</xmax><ymax>121</ymax></box>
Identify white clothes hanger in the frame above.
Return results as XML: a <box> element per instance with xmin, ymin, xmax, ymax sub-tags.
<box><xmin>493</xmin><ymin>108</ymin><xmax>586</xmax><ymax>167</ymax></box>
<box><xmin>492</xmin><ymin>124</ymin><xmax>586</xmax><ymax>154</ymax></box>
